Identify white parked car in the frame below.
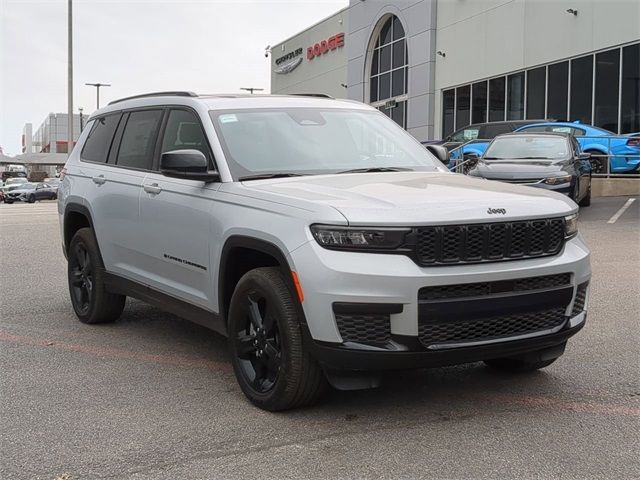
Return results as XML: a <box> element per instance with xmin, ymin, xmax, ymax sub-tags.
<box><xmin>58</xmin><ymin>92</ymin><xmax>591</xmax><ymax>410</ymax></box>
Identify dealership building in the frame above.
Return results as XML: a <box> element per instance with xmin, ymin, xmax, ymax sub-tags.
<box><xmin>270</xmin><ymin>0</ymin><xmax>640</xmax><ymax>142</ymax></box>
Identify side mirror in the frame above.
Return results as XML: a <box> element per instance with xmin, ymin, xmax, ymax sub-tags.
<box><xmin>160</xmin><ymin>150</ymin><xmax>220</xmax><ymax>182</ymax></box>
<box><xmin>578</xmin><ymin>152</ymin><xmax>591</xmax><ymax>161</ymax></box>
<box><xmin>426</xmin><ymin>145</ymin><xmax>450</xmax><ymax>165</ymax></box>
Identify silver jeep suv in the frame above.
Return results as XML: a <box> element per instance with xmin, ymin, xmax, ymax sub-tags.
<box><xmin>58</xmin><ymin>92</ymin><xmax>591</xmax><ymax>411</ymax></box>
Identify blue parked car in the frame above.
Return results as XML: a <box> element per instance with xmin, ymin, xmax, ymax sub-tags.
<box><xmin>514</xmin><ymin>122</ymin><xmax>640</xmax><ymax>174</ymax></box>
<box><xmin>447</xmin><ymin>121</ymin><xmax>640</xmax><ymax>174</ymax></box>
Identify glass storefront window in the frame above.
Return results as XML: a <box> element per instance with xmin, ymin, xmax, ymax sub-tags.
<box><xmin>621</xmin><ymin>43</ymin><xmax>640</xmax><ymax>134</ymax></box>
<box><xmin>488</xmin><ymin>77</ymin><xmax>505</xmax><ymax>121</ymax></box>
<box><xmin>472</xmin><ymin>81</ymin><xmax>487</xmax><ymax>124</ymax></box>
<box><xmin>507</xmin><ymin>72</ymin><xmax>524</xmax><ymax>120</ymax></box>
<box><xmin>369</xmin><ymin>15</ymin><xmax>408</xmax><ymax>128</ymax></box>
<box><xmin>547</xmin><ymin>62</ymin><xmax>568</xmax><ymax>121</ymax></box>
<box><xmin>526</xmin><ymin>67</ymin><xmax>546</xmax><ymax>119</ymax></box>
<box><xmin>442</xmin><ymin>89</ymin><xmax>455</xmax><ymax>137</ymax></box>
<box><xmin>594</xmin><ymin>49</ymin><xmax>620</xmax><ymax>132</ymax></box>
<box><xmin>456</xmin><ymin>85</ymin><xmax>470</xmax><ymax>129</ymax></box>
<box><xmin>570</xmin><ymin>55</ymin><xmax>593</xmax><ymax>124</ymax></box>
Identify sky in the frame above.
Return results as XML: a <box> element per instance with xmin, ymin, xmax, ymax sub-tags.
<box><xmin>0</xmin><ymin>0</ymin><xmax>348</xmax><ymax>155</ymax></box>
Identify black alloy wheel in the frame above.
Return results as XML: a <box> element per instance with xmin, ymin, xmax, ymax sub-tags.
<box><xmin>28</xmin><ymin>194</ymin><xmax>36</xmax><ymax>203</ymax></box>
<box><xmin>67</xmin><ymin>228</ymin><xmax>126</xmax><ymax>324</ymax></box>
<box><xmin>69</xmin><ymin>242</ymin><xmax>94</xmax><ymax>316</ymax></box>
<box><xmin>586</xmin><ymin>150</ymin><xmax>605</xmax><ymax>174</ymax></box>
<box><xmin>228</xmin><ymin>267</ymin><xmax>327</xmax><ymax>411</ymax></box>
<box><xmin>234</xmin><ymin>291</ymin><xmax>282</xmax><ymax>394</ymax></box>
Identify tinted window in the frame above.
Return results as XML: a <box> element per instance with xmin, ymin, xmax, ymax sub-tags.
<box><xmin>442</xmin><ymin>89</ymin><xmax>455</xmax><ymax>137</ymax></box>
<box><xmin>116</xmin><ymin>110</ymin><xmax>163</xmax><ymax>170</ymax></box>
<box><xmin>621</xmin><ymin>43</ymin><xmax>640</xmax><ymax>134</ymax></box>
<box><xmin>455</xmin><ymin>85</ymin><xmax>470</xmax><ymax>129</ymax></box>
<box><xmin>450</xmin><ymin>126</ymin><xmax>480</xmax><ymax>142</ymax></box>
<box><xmin>488</xmin><ymin>77</ymin><xmax>506</xmax><ymax>121</ymax></box>
<box><xmin>161</xmin><ymin>110</ymin><xmax>211</xmax><ymax>163</ymax></box>
<box><xmin>81</xmin><ymin>114</ymin><xmax>121</xmax><ymax>163</ymax></box>
<box><xmin>594</xmin><ymin>49</ymin><xmax>620</xmax><ymax>133</ymax></box>
<box><xmin>472</xmin><ymin>81</ymin><xmax>487</xmax><ymax>124</ymax></box>
<box><xmin>570</xmin><ymin>55</ymin><xmax>593</xmax><ymax>123</ymax></box>
<box><xmin>507</xmin><ymin>72</ymin><xmax>524</xmax><ymax>120</ymax></box>
<box><xmin>483</xmin><ymin>123</ymin><xmax>514</xmax><ymax>138</ymax></box>
<box><xmin>526</xmin><ymin>67</ymin><xmax>546</xmax><ymax>119</ymax></box>
<box><xmin>547</xmin><ymin>62</ymin><xmax>568</xmax><ymax>121</ymax></box>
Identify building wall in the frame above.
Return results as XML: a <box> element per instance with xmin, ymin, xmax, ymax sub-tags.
<box><xmin>31</xmin><ymin>113</ymin><xmax>87</xmax><ymax>153</ymax></box>
<box><xmin>270</xmin><ymin>9</ymin><xmax>348</xmax><ymax>98</ymax></box>
<box><xmin>433</xmin><ymin>0</ymin><xmax>640</xmax><ymax>136</ymax></box>
<box><xmin>346</xmin><ymin>0</ymin><xmax>437</xmax><ymax>141</ymax></box>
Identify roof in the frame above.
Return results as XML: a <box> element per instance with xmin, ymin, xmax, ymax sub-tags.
<box><xmin>90</xmin><ymin>92</ymin><xmax>370</xmax><ymax>120</ymax></box>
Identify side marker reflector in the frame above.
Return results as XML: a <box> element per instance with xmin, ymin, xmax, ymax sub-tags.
<box><xmin>291</xmin><ymin>271</ymin><xmax>304</xmax><ymax>303</ymax></box>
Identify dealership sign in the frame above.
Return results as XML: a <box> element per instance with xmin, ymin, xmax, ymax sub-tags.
<box><xmin>274</xmin><ymin>48</ymin><xmax>303</xmax><ymax>74</ymax></box>
<box><xmin>307</xmin><ymin>33</ymin><xmax>345</xmax><ymax>60</ymax></box>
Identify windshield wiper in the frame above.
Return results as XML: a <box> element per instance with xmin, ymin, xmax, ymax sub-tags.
<box><xmin>336</xmin><ymin>167</ymin><xmax>413</xmax><ymax>174</ymax></box>
<box><xmin>239</xmin><ymin>173</ymin><xmax>307</xmax><ymax>181</ymax></box>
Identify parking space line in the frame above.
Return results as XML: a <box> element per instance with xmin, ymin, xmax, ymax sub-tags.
<box><xmin>607</xmin><ymin>198</ymin><xmax>636</xmax><ymax>224</ymax></box>
<box><xmin>0</xmin><ymin>329</ymin><xmax>232</xmax><ymax>373</ymax></box>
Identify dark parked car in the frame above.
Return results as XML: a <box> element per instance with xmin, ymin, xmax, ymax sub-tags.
<box><xmin>468</xmin><ymin>132</ymin><xmax>592</xmax><ymax>207</ymax></box>
<box><xmin>3</xmin><ymin>182</ymin><xmax>57</xmax><ymax>204</ymax></box>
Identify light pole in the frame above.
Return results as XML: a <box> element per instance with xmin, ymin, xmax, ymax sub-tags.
<box><xmin>67</xmin><ymin>0</ymin><xmax>73</xmax><ymax>155</ymax></box>
<box><xmin>85</xmin><ymin>82</ymin><xmax>111</xmax><ymax>109</ymax></box>
<box><xmin>240</xmin><ymin>87</ymin><xmax>264</xmax><ymax>94</ymax></box>
<box><xmin>78</xmin><ymin>107</ymin><xmax>84</xmax><ymax>132</ymax></box>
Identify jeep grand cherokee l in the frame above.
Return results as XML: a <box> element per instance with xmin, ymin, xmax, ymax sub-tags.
<box><xmin>58</xmin><ymin>92</ymin><xmax>591</xmax><ymax>411</ymax></box>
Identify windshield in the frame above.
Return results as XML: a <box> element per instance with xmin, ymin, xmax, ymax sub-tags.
<box><xmin>6</xmin><ymin>178</ymin><xmax>27</xmax><ymax>185</ymax></box>
<box><xmin>18</xmin><ymin>183</ymin><xmax>36</xmax><ymax>190</ymax></box>
<box><xmin>484</xmin><ymin>136</ymin><xmax>569</xmax><ymax>160</ymax></box>
<box><xmin>210</xmin><ymin>108</ymin><xmax>443</xmax><ymax>179</ymax></box>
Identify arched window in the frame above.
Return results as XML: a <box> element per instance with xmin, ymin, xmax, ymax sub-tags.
<box><xmin>369</xmin><ymin>16</ymin><xmax>408</xmax><ymax>128</ymax></box>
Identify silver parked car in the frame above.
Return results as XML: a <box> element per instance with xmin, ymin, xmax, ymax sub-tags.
<box><xmin>58</xmin><ymin>92</ymin><xmax>591</xmax><ymax>411</ymax></box>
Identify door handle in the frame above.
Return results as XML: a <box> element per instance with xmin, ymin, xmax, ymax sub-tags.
<box><xmin>92</xmin><ymin>175</ymin><xmax>106</xmax><ymax>185</ymax></box>
<box><xmin>143</xmin><ymin>183</ymin><xmax>162</xmax><ymax>195</ymax></box>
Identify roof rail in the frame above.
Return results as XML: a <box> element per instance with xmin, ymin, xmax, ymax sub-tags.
<box><xmin>289</xmin><ymin>93</ymin><xmax>333</xmax><ymax>99</ymax></box>
<box><xmin>108</xmin><ymin>91</ymin><xmax>198</xmax><ymax>105</ymax></box>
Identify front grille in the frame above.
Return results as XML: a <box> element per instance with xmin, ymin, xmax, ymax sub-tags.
<box><xmin>502</xmin><ymin>178</ymin><xmax>543</xmax><ymax>184</ymax></box>
<box><xmin>571</xmin><ymin>282</ymin><xmax>589</xmax><ymax>316</ymax></box>
<box><xmin>418</xmin><ymin>273</ymin><xmax>571</xmax><ymax>301</ymax></box>
<box><xmin>415</xmin><ymin>218</ymin><xmax>565</xmax><ymax>266</ymax></box>
<box><xmin>418</xmin><ymin>307</ymin><xmax>567</xmax><ymax>347</ymax></box>
<box><xmin>335</xmin><ymin>313</ymin><xmax>391</xmax><ymax>344</ymax></box>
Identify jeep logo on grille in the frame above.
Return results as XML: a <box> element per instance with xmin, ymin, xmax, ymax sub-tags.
<box><xmin>487</xmin><ymin>208</ymin><xmax>507</xmax><ymax>215</ymax></box>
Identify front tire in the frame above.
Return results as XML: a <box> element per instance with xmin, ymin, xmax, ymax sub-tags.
<box><xmin>28</xmin><ymin>194</ymin><xmax>36</xmax><ymax>203</ymax></box>
<box><xmin>228</xmin><ymin>267</ymin><xmax>327</xmax><ymax>411</ymax></box>
<box><xmin>68</xmin><ymin>228</ymin><xmax>126</xmax><ymax>324</ymax></box>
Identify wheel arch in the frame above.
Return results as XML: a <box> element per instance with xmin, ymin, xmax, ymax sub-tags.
<box><xmin>63</xmin><ymin>203</ymin><xmax>101</xmax><ymax>261</ymax></box>
<box><xmin>218</xmin><ymin>236</ymin><xmax>299</xmax><ymax>326</ymax></box>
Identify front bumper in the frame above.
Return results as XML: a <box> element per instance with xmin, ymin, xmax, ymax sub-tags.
<box><xmin>289</xmin><ymin>234</ymin><xmax>590</xmax><ymax>369</ymax></box>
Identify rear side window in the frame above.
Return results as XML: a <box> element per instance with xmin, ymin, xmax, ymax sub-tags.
<box><xmin>518</xmin><ymin>125</ymin><xmax>548</xmax><ymax>133</ymax></box>
<box><xmin>482</xmin><ymin>124</ymin><xmax>513</xmax><ymax>138</ymax></box>
<box><xmin>116</xmin><ymin>110</ymin><xmax>163</xmax><ymax>170</ymax></box>
<box><xmin>81</xmin><ymin>114</ymin><xmax>121</xmax><ymax>163</ymax></box>
<box><xmin>160</xmin><ymin>109</ymin><xmax>211</xmax><ymax>164</ymax></box>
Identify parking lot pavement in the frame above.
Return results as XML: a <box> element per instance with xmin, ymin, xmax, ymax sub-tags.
<box><xmin>1</xmin><ymin>198</ymin><xmax>638</xmax><ymax>480</ymax></box>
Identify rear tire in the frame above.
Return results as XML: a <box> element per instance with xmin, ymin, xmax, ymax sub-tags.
<box><xmin>228</xmin><ymin>267</ymin><xmax>327</xmax><ymax>411</ymax></box>
<box><xmin>484</xmin><ymin>342</ymin><xmax>566</xmax><ymax>373</ymax></box>
<box><xmin>586</xmin><ymin>150</ymin><xmax>605</xmax><ymax>174</ymax></box>
<box><xmin>68</xmin><ymin>228</ymin><xmax>126</xmax><ymax>324</ymax></box>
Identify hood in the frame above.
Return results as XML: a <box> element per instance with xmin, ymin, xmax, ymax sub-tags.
<box><xmin>237</xmin><ymin>172</ymin><xmax>576</xmax><ymax>225</ymax></box>
<box><xmin>472</xmin><ymin>159</ymin><xmax>568</xmax><ymax>180</ymax></box>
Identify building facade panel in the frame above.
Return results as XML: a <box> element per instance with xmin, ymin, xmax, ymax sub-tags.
<box><xmin>270</xmin><ymin>0</ymin><xmax>639</xmax><ymax>141</ymax></box>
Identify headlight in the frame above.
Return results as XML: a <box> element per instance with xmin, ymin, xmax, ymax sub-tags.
<box><xmin>310</xmin><ymin>225</ymin><xmax>410</xmax><ymax>250</ymax></box>
<box><xmin>565</xmin><ymin>213</ymin><xmax>578</xmax><ymax>239</ymax></box>
<box><xmin>544</xmin><ymin>175</ymin><xmax>572</xmax><ymax>185</ymax></box>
